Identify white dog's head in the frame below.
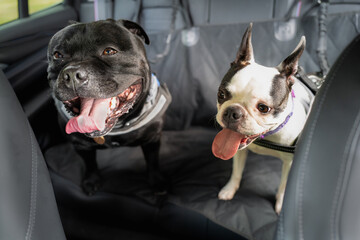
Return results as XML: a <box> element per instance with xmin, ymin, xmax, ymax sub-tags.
<box><xmin>213</xmin><ymin>23</ymin><xmax>305</xmax><ymax>160</ymax></box>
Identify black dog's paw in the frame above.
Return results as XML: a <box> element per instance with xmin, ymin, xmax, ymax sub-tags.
<box><xmin>149</xmin><ymin>172</ymin><xmax>168</xmax><ymax>196</ymax></box>
<box><xmin>82</xmin><ymin>173</ymin><xmax>102</xmax><ymax>196</ymax></box>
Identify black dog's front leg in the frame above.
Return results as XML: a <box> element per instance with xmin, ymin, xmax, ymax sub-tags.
<box><xmin>77</xmin><ymin>148</ymin><xmax>101</xmax><ymax>195</ymax></box>
<box><xmin>141</xmin><ymin>140</ymin><xmax>167</xmax><ymax>195</ymax></box>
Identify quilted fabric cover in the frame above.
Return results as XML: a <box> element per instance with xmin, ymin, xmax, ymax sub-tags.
<box><xmin>45</xmin><ymin>12</ymin><xmax>360</xmax><ymax>240</ymax></box>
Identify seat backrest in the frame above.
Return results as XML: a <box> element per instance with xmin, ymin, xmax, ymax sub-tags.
<box><xmin>276</xmin><ymin>34</ymin><xmax>360</xmax><ymax>240</ymax></box>
<box><xmin>0</xmin><ymin>70</ymin><xmax>65</xmax><ymax>240</ymax></box>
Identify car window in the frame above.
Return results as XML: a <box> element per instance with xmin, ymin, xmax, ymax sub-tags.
<box><xmin>29</xmin><ymin>0</ymin><xmax>62</xmax><ymax>15</ymax></box>
<box><xmin>0</xmin><ymin>0</ymin><xmax>62</xmax><ymax>25</ymax></box>
<box><xmin>0</xmin><ymin>1</ymin><xmax>18</xmax><ymax>25</ymax></box>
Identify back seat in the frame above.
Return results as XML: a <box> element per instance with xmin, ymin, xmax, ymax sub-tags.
<box><xmin>63</xmin><ymin>1</ymin><xmax>360</xmax><ymax>239</ymax></box>
<box><xmin>81</xmin><ymin>0</ymin><xmax>307</xmax><ymax>32</ymax></box>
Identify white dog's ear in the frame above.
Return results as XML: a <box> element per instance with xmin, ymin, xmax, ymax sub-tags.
<box><xmin>277</xmin><ymin>36</ymin><xmax>306</xmax><ymax>86</ymax></box>
<box><xmin>233</xmin><ymin>23</ymin><xmax>254</xmax><ymax>66</ymax></box>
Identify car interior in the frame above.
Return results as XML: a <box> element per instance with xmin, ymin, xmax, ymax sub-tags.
<box><xmin>1</xmin><ymin>0</ymin><xmax>360</xmax><ymax>239</ymax></box>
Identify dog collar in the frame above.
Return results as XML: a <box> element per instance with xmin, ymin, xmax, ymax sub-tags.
<box><xmin>107</xmin><ymin>73</ymin><xmax>171</xmax><ymax>136</ymax></box>
<box><xmin>259</xmin><ymin>90</ymin><xmax>295</xmax><ymax>139</ymax></box>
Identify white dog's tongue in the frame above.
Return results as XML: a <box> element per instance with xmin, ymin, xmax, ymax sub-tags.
<box><xmin>65</xmin><ymin>98</ymin><xmax>111</xmax><ymax>134</ymax></box>
<box><xmin>212</xmin><ymin>128</ymin><xmax>245</xmax><ymax>160</ymax></box>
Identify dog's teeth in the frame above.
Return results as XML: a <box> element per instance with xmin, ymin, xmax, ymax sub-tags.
<box><xmin>109</xmin><ymin>97</ymin><xmax>118</xmax><ymax>109</ymax></box>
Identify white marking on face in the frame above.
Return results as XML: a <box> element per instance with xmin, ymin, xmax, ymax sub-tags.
<box><xmin>217</xmin><ymin>63</ymin><xmax>290</xmax><ymax>135</ymax></box>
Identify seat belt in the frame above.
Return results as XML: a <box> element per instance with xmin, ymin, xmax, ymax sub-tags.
<box><xmin>317</xmin><ymin>0</ymin><xmax>330</xmax><ymax>78</ymax></box>
<box><xmin>94</xmin><ymin>0</ymin><xmax>113</xmax><ymax>21</ymax></box>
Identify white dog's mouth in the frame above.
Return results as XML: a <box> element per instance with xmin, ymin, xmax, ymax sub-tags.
<box><xmin>63</xmin><ymin>79</ymin><xmax>142</xmax><ymax>137</ymax></box>
<box><xmin>212</xmin><ymin>128</ymin><xmax>266</xmax><ymax>160</ymax></box>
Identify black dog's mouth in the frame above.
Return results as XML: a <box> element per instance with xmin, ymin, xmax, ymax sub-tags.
<box><xmin>63</xmin><ymin>79</ymin><xmax>142</xmax><ymax>137</ymax></box>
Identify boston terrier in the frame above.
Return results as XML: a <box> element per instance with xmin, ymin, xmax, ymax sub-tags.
<box><xmin>47</xmin><ymin>19</ymin><xmax>171</xmax><ymax>195</ymax></box>
<box><xmin>212</xmin><ymin>23</ymin><xmax>313</xmax><ymax>213</ymax></box>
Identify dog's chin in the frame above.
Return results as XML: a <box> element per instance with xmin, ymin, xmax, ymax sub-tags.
<box><xmin>62</xmin><ymin>79</ymin><xmax>143</xmax><ymax>137</ymax></box>
<box><xmin>221</xmin><ymin>124</ymin><xmax>266</xmax><ymax>149</ymax></box>
<box><xmin>212</xmin><ymin>127</ymin><xmax>268</xmax><ymax>160</ymax></box>
<box><xmin>237</xmin><ymin>132</ymin><xmax>262</xmax><ymax>150</ymax></box>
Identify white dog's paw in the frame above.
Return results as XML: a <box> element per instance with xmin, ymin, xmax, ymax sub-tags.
<box><xmin>218</xmin><ymin>184</ymin><xmax>238</xmax><ymax>200</ymax></box>
<box><xmin>275</xmin><ymin>192</ymin><xmax>284</xmax><ymax>214</ymax></box>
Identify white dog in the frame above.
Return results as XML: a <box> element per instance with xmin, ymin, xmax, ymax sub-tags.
<box><xmin>212</xmin><ymin>23</ymin><xmax>313</xmax><ymax>214</ymax></box>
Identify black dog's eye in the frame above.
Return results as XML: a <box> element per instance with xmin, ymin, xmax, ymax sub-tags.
<box><xmin>103</xmin><ymin>48</ymin><xmax>118</xmax><ymax>56</ymax></box>
<box><xmin>53</xmin><ymin>51</ymin><xmax>63</xmax><ymax>59</ymax></box>
<box><xmin>257</xmin><ymin>103</ymin><xmax>271</xmax><ymax>114</ymax></box>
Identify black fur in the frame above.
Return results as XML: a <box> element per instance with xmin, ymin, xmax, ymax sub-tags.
<box><xmin>47</xmin><ymin>19</ymin><xmax>167</xmax><ymax>195</ymax></box>
<box><xmin>270</xmin><ymin>74</ymin><xmax>290</xmax><ymax>117</ymax></box>
<box><xmin>234</xmin><ymin>23</ymin><xmax>253</xmax><ymax>65</ymax></box>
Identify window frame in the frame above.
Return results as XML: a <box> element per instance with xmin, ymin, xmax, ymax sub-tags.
<box><xmin>19</xmin><ymin>0</ymin><xmax>29</xmax><ymax>19</ymax></box>
<box><xmin>1</xmin><ymin>0</ymin><xmax>68</xmax><ymax>25</ymax></box>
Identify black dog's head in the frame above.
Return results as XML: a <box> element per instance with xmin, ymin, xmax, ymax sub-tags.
<box><xmin>47</xmin><ymin>19</ymin><xmax>150</xmax><ymax>137</ymax></box>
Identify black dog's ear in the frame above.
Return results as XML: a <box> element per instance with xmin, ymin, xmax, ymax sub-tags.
<box><xmin>68</xmin><ymin>20</ymin><xmax>79</xmax><ymax>25</ymax></box>
<box><xmin>120</xmin><ymin>19</ymin><xmax>150</xmax><ymax>45</ymax></box>
<box><xmin>277</xmin><ymin>36</ymin><xmax>306</xmax><ymax>86</ymax></box>
<box><xmin>233</xmin><ymin>23</ymin><xmax>254</xmax><ymax>66</ymax></box>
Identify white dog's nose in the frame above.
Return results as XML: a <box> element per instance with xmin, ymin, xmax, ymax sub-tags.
<box><xmin>223</xmin><ymin>105</ymin><xmax>243</xmax><ymax>124</ymax></box>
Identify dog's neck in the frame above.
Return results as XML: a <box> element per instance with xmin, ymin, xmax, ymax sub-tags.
<box><xmin>260</xmin><ymin>89</ymin><xmax>295</xmax><ymax>139</ymax></box>
<box><xmin>114</xmin><ymin>73</ymin><xmax>159</xmax><ymax>127</ymax></box>
<box><xmin>107</xmin><ymin>73</ymin><xmax>171</xmax><ymax>136</ymax></box>
<box><xmin>262</xmin><ymin>79</ymin><xmax>312</xmax><ymax>146</ymax></box>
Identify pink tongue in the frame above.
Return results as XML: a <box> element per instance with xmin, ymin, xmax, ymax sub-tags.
<box><xmin>212</xmin><ymin>128</ymin><xmax>245</xmax><ymax>160</ymax></box>
<box><xmin>65</xmin><ymin>98</ymin><xmax>111</xmax><ymax>134</ymax></box>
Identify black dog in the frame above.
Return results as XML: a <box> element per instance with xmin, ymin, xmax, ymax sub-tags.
<box><xmin>47</xmin><ymin>19</ymin><xmax>171</xmax><ymax>195</ymax></box>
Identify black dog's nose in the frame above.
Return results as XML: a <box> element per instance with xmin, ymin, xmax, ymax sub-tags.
<box><xmin>223</xmin><ymin>106</ymin><xmax>243</xmax><ymax>123</ymax></box>
<box><xmin>62</xmin><ymin>66</ymin><xmax>88</xmax><ymax>88</ymax></box>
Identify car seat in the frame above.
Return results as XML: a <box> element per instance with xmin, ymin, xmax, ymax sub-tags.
<box><xmin>0</xmin><ymin>70</ymin><xmax>66</xmax><ymax>239</ymax></box>
<box><xmin>276</xmin><ymin>34</ymin><xmax>360</xmax><ymax>240</ymax></box>
<box><xmin>2</xmin><ymin>18</ymin><xmax>360</xmax><ymax>240</ymax></box>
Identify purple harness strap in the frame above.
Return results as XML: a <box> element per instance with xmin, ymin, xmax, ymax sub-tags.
<box><xmin>260</xmin><ymin>90</ymin><xmax>295</xmax><ymax>139</ymax></box>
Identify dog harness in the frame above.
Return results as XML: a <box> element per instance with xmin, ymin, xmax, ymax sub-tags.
<box><xmin>253</xmin><ymin>71</ymin><xmax>316</xmax><ymax>153</ymax></box>
<box><xmin>107</xmin><ymin>73</ymin><xmax>171</xmax><ymax>136</ymax></box>
<box><xmin>55</xmin><ymin>73</ymin><xmax>171</xmax><ymax>142</ymax></box>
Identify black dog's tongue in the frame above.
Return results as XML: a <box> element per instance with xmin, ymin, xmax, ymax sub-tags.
<box><xmin>65</xmin><ymin>98</ymin><xmax>111</xmax><ymax>134</ymax></box>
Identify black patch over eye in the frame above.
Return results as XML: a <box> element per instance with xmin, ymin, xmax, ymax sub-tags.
<box><xmin>257</xmin><ymin>103</ymin><xmax>271</xmax><ymax>114</ymax></box>
<box><xmin>218</xmin><ymin>89</ymin><xmax>226</xmax><ymax>100</ymax></box>
<box><xmin>217</xmin><ymin>88</ymin><xmax>231</xmax><ymax>104</ymax></box>
<box><xmin>102</xmin><ymin>47</ymin><xmax>118</xmax><ymax>56</ymax></box>
<box><xmin>53</xmin><ymin>51</ymin><xmax>63</xmax><ymax>59</ymax></box>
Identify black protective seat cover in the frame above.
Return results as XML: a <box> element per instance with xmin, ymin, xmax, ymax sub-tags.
<box><xmin>46</xmin><ymin>128</ymin><xmax>281</xmax><ymax>240</ymax></box>
<box><xmin>276</xmin><ymin>35</ymin><xmax>360</xmax><ymax>240</ymax></box>
<box><xmin>0</xmin><ymin>70</ymin><xmax>65</xmax><ymax>240</ymax></box>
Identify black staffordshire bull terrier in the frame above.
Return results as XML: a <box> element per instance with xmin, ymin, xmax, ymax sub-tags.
<box><xmin>47</xmin><ymin>19</ymin><xmax>171</xmax><ymax>195</ymax></box>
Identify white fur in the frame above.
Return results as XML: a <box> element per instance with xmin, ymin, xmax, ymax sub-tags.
<box><xmin>217</xmin><ymin>63</ymin><xmax>290</xmax><ymax>136</ymax></box>
<box><xmin>217</xmin><ymin>63</ymin><xmax>312</xmax><ymax>214</ymax></box>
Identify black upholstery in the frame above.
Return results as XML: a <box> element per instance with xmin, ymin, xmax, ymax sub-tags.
<box><xmin>0</xmin><ymin>70</ymin><xmax>65</xmax><ymax>240</ymax></box>
<box><xmin>276</xmin><ymin>34</ymin><xmax>360</xmax><ymax>239</ymax></box>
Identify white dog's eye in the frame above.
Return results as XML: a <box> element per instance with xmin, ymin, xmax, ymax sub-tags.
<box><xmin>257</xmin><ymin>103</ymin><xmax>271</xmax><ymax>113</ymax></box>
<box><xmin>218</xmin><ymin>90</ymin><xmax>225</xmax><ymax>100</ymax></box>
<box><xmin>103</xmin><ymin>47</ymin><xmax>118</xmax><ymax>56</ymax></box>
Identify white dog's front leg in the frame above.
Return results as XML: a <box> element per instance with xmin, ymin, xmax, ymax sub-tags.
<box><xmin>218</xmin><ymin>149</ymin><xmax>248</xmax><ymax>200</ymax></box>
<box><xmin>275</xmin><ymin>158</ymin><xmax>292</xmax><ymax>214</ymax></box>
